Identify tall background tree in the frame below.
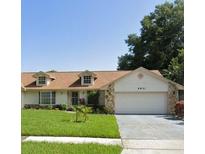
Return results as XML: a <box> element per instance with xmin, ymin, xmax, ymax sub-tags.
<box><xmin>117</xmin><ymin>0</ymin><xmax>184</xmax><ymax>85</ymax></box>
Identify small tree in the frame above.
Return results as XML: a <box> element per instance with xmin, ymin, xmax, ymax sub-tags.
<box><xmin>73</xmin><ymin>105</ymin><xmax>92</xmax><ymax>122</ymax></box>
<box><xmin>81</xmin><ymin>106</ymin><xmax>92</xmax><ymax>121</ymax></box>
<box><xmin>73</xmin><ymin>105</ymin><xmax>81</xmax><ymax>122</ymax></box>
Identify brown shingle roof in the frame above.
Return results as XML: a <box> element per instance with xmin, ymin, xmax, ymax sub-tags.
<box><xmin>21</xmin><ymin>70</ymin><xmax>163</xmax><ymax>90</ymax></box>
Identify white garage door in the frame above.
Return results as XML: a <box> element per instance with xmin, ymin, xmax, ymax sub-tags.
<box><xmin>115</xmin><ymin>92</ymin><xmax>168</xmax><ymax>114</ymax></box>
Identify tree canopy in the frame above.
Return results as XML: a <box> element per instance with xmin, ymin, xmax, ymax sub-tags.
<box><xmin>163</xmin><ymin>48</ymin><xmax>184</xmax><ymax>85</ymax></box>
<box><xmin>117</xmin><ymin>0</ymin><xmax>184</xmax><ymax>85</ymax></box>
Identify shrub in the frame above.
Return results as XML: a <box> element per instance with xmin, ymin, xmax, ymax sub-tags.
<box><xmin>79</xmin><ymin>98</ymin><xmax>86</xmax><ymax>105</ymax></box>
<box><xmin>47</xmin><ymin>105</ymin><xmax>52</xmax><ymax>110</ymax></box>
<box><xmin>52</xmin><ymin>104</ymin><xmax>67</xmax><ymax>110</ymax></box>
<box><xmin>52</xmin><ymin>105</ymin><xmax>59</xmax><ymax>110</ymax></box>
<box><xmin>23</xmin><ymin>104</ymin><xmax>67</xmax><ymax>110</ymax></box>
<box><xmin>24</xmin><ymin>104</ymin><xmax>40</xmax><ymax>109</ymax></box>
<box><xmin>67</xmin><ymin>107</ymin><xmax>74</xmax><ymax>111</ymax></box>
<box><xmin>91</xmin><ymin>105</ymin><xmax>109</xmax><ymax>114</ymax></box>
<box><xmin>175</xmin><ymin>100</ymin><xmax>184</xmax><ymax>118</ymax></box>
<box><xmin>61</xmin><ymin>104</ymin><xmax>67</xmax><ymax>110</ymax></box>
<box><xmin>39</xmin><ymin>105</ymin><xmax>45</xmax><ymax>109</ymax></box>
<box><xmin>87</xmin><ymin>91</ymin><xmax>99</xmax><ymax>106</ymax></box>
<box><xmin>23</xmin><ymin>104</ymin><xmax>30</xmax><ymax>109</ymax></box>
<box><xmin>87</xmin><ymin>91</ymin><xmax>100</xmax><ymax>112</ymax></box>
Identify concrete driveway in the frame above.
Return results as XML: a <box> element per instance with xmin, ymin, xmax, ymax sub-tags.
<box><xmin>115</xmin><ymin>115</ymin><xmax>184</xmax><ymax>154</ymax></box>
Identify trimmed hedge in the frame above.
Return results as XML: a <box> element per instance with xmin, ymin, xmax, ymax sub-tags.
<box><xmin>23</xmin><ymin>104</ymin><xmax>110</xmax><ymax>114</ymax></box>
<box><xmin>24</xmin><ymin>104</ymin><xmax>67</xmax><ymax>110</ymax></box>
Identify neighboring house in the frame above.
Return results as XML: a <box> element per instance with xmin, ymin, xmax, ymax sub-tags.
<box><xmin>21</xmin><ymin>67</ymin><xmax>183</xmax><ymax>114</ymax></box>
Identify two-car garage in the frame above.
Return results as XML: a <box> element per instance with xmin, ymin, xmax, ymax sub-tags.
<box><xmin>113</xmin><ymin>68</ymin><xmax>170</xmax><ymax>114</ymax></box>
<box><xmin>115</xmin><ymin>92</ymin><xmax>168</xmax><ymax>114</ymax></box>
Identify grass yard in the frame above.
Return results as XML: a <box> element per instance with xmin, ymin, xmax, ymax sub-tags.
<box><xmin>22</xmin><ymin>109</ymin><xmax>120</xmax><ymax>138</ymax></box>
<box><xmin>22</xmin><ymin>142</ymin><xmax>122</xmax><ymax>154</ymax></box>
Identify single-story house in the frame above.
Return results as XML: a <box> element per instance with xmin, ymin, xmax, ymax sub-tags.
<box><xmin>21</xmin><ymin>67</ymin><xmax>183</xmax><ymax>114</ymax></box>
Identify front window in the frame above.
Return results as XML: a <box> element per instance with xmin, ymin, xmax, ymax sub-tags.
<box><xmin>72</xmin><ymin>92</ymin><xmax>78</xmax><ymax>105</ymax></box>
<box><xmin>38</xmin><ymin>76</ymin><xmax>46</xmax><ymax>84</ymax></box>
<box><xmin>40</xmin><ymin>92</ymin><xmax>55</xmax><ymax>104</ymax></box>
<box><xmin>83</xmin><ymin>76</ymin><xmax>91</xmax><ymax>84</ymax></box>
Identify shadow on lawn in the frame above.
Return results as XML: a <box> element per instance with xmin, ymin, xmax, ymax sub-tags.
<box><xmin>61</xmin><ymin>119</ymin><xmax>86</xmax><ymax>123</ymax></box>
<box><xmin>61</xmin><ymin>119</ymin><xmax>72</xmax><ymax>122</ymax></box>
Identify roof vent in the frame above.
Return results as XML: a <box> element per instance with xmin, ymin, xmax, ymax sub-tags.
<box><xmin>137</xmin><ymin>73</ymin><xmax>144</xmax><ymax>79</ymax></box>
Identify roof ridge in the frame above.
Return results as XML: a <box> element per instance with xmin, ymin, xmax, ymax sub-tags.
<box><xmin>22</xmin><ymin>70</ymin><xmax>132</xmax><ymax>73</ymax></box>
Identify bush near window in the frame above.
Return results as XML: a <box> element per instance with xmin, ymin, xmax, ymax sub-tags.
<box><xmin>24</xmin><ymin>103</ymin><xmax>111</xmax><ymax>114</ymax></box>
<box><xmin>88</xmin><ymin>91</ymin><xmax>99</xmax><ymax>105</ymax></box>
<box><xmin>87</xmin><ymin>91</ymin><xmax>100</xmax><ymax>111</ymax></box>
<box><xmin>87</xmin><ymin>91</ymin><xmax>110</xmax><ymax>114</ymax></box>
<box><xmin>90</xmin><ymin>105</ymin><xmax>110</xmax><ymax>114</ymax></box>
<box><xmin>79</xmin><ymin>98</ymin><xmax>86</xmax><ymax>105</ymax></box>
<box><xmin>24</xmin><ymin>104</ymin><xmax>67</xmax><ymax>110</ymax></box>
<box><xmin>24</xmin><ymin>104</ymin><xmax>50</xmax><ymax>110</ymax></box>
<box><xmin>53</xmin><ymin>104</ymin><xmax>67</xmax><ymax>110</ymax></box>
<box><xmin>67</xmin><ymin>106</ymin><xmax>74</xmax><ymax>111</ymax></box>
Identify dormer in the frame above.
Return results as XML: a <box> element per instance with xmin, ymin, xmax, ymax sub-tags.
<box><xmin>78</xmin><ymin>70</ymin><xmax>97</xmax><ymax>86</ymax></box>
<box><xmin>32</xmin><ymin>71</ymin><xmax>55</xmax><ymax>86</ymax></box>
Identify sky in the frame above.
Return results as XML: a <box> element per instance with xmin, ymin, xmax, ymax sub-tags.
<box><xmin>22</xmin><ymin>0</ymin><xmax>168</xmax><ymax>72</ymax></box>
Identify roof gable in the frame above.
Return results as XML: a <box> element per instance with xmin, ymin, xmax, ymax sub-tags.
<box><xmin>102</xmin><ymin>67</ymin><xmax>183</xmax><ymax>90</ymax></box>
<box><xmin>78</xmin><ymin>70</ymin><xmax>97</xmax><ymax>77</ymax></box>
<box><xmin>114</xmin><ymin>68</ymin><xmax>169</xmax><ymax>92</ymax></box>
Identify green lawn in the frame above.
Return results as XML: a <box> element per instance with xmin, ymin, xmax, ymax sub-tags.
<box><xmin>22</xmin><ymin>109</ymin><xmax>120</xmax><ymax>138</ymax></box>
<box><xmin>22</xmin><ymin>142</ymin><xmax>122</xmax><ymax>154</ymax></box>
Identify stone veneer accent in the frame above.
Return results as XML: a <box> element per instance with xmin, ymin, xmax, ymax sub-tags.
<box><xmin>104</xmin><ymin>83</ymin><xmax>115</xmax><ymax>113</ymax></box>
<box><xmin>168</xmin><ymin>82</ymin><xmax>178</xmax><ymax>114</ymax></box>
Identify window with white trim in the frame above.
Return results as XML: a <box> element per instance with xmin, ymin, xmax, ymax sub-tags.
<box><xmin>40</xmin><ymin>92</ymin><xmax>55</xmax><ymax>104</ymax></box>
<box><xmin>38</xmin><ymin>76</ymin><xmax>46</xmax><ymax>84</ymax></box>
<box><xmin>83</xmin><ymin>76</ymin><xmax>91</xmax><ymax>84</ymax></box>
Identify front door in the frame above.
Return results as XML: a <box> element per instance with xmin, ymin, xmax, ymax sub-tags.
<box><xmin>72</xmin><ymin>92</ymin><xmax>79</xmax><ymax>105</ymax></box>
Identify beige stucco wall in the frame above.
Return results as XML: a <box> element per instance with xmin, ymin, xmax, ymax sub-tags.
<box><xmin>21</xmin><ymin>91</ymin><xmax>25</xmax><ymax>108</ymax></box>
<box><xmin>22</xmin><ymin>91</ymin><xmax>68</xmax><ymax>106</ymax></box>
<box><xmin>114</xmin><ymin>71</ymin><xmax>168</xmax><ymax>92</ymax></box>
<box><xmin>55</xmin><ymin>91</ymin><xmax>67</xmax><ymax>105</ymax></box>
<box><xmin>21</xmin><ymin>90</ymin><xmax>89</xmax><ymax>106</ymax></box>
<box><xmin>67</xmin><ymin>91</ymin><xmax>72</xmax><ymax>106</ymax></box>
<box><xmin>23</xmin><ymin>91</ymin><xmax>39</xmax><ymax>105</ymax></box>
